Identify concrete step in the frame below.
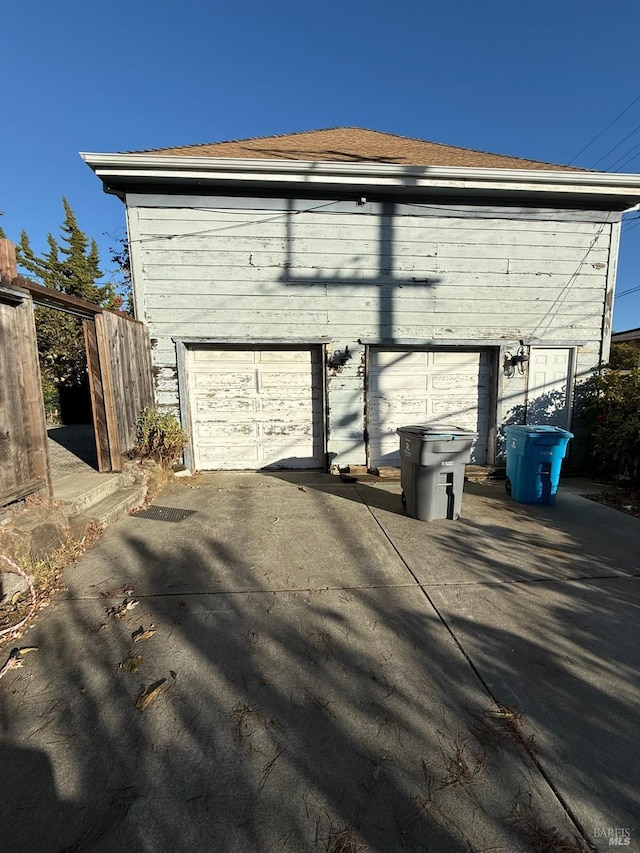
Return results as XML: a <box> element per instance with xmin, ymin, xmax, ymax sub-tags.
<box><xmin>53</xmin><ymin>471</ymin><xmax>126</xmax><ymax>514</ymax></box>
<box><xmin>86</xmin><ymin>485</ymin><xmax>147</xmax><ymax>528</ymax></box>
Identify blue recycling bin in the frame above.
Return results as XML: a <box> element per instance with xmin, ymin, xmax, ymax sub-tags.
<box><xmin>504</xmin><ymin>425</ymin><xmax>573</xmax><ymax>505</ymax></box>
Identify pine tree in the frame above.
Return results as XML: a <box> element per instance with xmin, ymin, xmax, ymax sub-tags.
<box><xmin>57</xmin><ymin>198</ymin><xmax>104</xmax><ymax>301</ymax></box>
<box><xmin>14</xmin><ymin>199</ymin><xmax>118</xmax><ymax>419</ymax></box>
<box><xmin>16</xmin><ymin>198</ymin><xmax>115</xmax><ymax>306</ymax></box>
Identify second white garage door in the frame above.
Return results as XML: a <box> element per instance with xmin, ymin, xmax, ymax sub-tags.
<box><xmin>187</xmin><ymin>347</ymin><xmax>325</xmax><ymax>470</ymax></box>
<box><xmin>367</xmin><ymin>348</ymin><xmax>492</xmax><ymax>466</ymax></box>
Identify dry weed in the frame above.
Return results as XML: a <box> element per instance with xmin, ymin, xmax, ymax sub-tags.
<box><xmin>0</xmin><ymin>523</ymin><xmax>102</xmax><ymax>648</ymax></box>
<box><xmin>471</xmin><ymin>704</ymin><xmax>538</xmax><ymax>760</ymax></box>
<box><xmin>511</xmin><ymin>805</ymin><xmax>592</xmax><ymax>853</ymax></box>
<box><xmin>439</xmin><ymin>736</ymin><xmax>486</xmax><ymax>789</ymax></box>
<box><xmin>413</xmin><ymin>760</ymin><xmax>475</xmax><ymax>849</ymax></box>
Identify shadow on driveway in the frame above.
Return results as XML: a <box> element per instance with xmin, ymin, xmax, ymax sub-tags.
<box><xmin>1</xmin><ymin>473</ymin><xmax>637</xmax><ymax>851</ymax></box>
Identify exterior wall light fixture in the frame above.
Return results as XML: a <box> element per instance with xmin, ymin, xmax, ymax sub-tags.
<box><xmin>327</xmin><ymin>346</ymin><xmax>352</xmax><ymax>369</ymax></box>
<box><xmin>504</xmin><ymin>342</ymin><xmax>530</xmax><ymax>377</ymax></box>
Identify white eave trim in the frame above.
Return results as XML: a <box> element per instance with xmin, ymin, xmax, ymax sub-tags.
<box><xmin>80</xmin><ymin>152</ymin><xmax>640</xmax><ymax>198</ymax></box>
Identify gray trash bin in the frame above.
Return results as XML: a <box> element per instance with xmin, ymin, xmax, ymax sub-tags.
<box><xmin>396</xmin><ymin>425</ymin><xmax>478</xmax><ymax>521</ymax></box>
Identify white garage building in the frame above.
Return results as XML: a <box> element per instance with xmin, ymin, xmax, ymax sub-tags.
<box><xmin>83</xmin><ymin>128</ymin><xmax>640</xmax><ymax>471</ymax></box>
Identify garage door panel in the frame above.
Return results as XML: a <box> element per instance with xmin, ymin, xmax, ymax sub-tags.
<box><xmin>371</xmin><ymin>351</ymin><xmax>427</xmax><ymax>368</ymax></box>
<box><xmin>192</xmin><ymin>373</ymin><xmax>255</xmax><ymax>391</ymax></box>
<box><xmin>193</xmin><ymin>349</ymin><xmax>256</xmax><ymax>365</ymax></box>
<box><xmin>432</xmin><ymin>351</ymin><xmax>483</xmax><ymax>367</ymax></box>
<box><xmin>368</xmin><ymin>348</ymin><xmax>492</xmax><ymax>466</ymax></box>
<box><xmin>194</xmin><ymin>420</ymin><xmax>258</xmax><ymax>438</ymax></box>
<box><xmin>260</xmin><ymin>399</ymin><xmax>319</xmax><ymax>417</ymax></box>
<box><xmin>260</xmin><ymin>374</ymin><xmax>319</xmax><ymax>390</ymax></box>
<box><xmin>194</xmin><ymin>398</ymin><xmax>257</xmax><ymax>415</ymax></box>
<box><xmin>368</xmin><ymin>396</ymin><xmax>428</xmax><ymax>411</ymax></box>
<box><xmin>431</xmin><ymin>398</ymin><xmax>483</xmax><ymax>415</ymax></box>
<box><xmin>368</xmin><ymin>376</ymin><xmax>427</xmax><ymax>393</ymax></box>
<box><xmin>431</xmin><ymin>374</ymin><xmax>485</xmax><ymax>391</ymax></box>
<box><xmin>262</xmin><ymin>421</ymin><xmax>313</xmax><ymax>438</ymax></box>
<box><xmin>188</xmin><ymin>347</ymin><xmax>324</xmax><ymax>470</ymax></box>
<box><xmin>197</xmin><ymin>444</ymin><xmax>261</xmax><ymax>466</ymax></box>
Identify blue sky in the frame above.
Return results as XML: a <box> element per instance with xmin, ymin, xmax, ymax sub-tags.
<box><xmin>1</xmin><ymin>0</ymin><xmax>639</xmax><ymax>330</ymax></box>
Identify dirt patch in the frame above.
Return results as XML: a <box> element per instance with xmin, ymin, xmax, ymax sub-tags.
<box><xmin>583</xmin><ymin>487</ymin><xmax>640</xmax><ymax>520</ymax></box>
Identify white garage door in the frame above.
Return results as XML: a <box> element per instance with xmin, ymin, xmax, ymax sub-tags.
<box><xmin>187</xmin><ymin>347</ymin><xmax>324</xmax><ymax>470</ymax></box>
<box><xmin>367</xmin><ymin>349</ymin><xmax>492</xmax><ymax>466</ymax></box>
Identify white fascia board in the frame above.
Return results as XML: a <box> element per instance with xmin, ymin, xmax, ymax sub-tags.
<box><xmin>80</xmin><ymin>152</ymin><xmax>640</xmax><ymax>199</ymax></box>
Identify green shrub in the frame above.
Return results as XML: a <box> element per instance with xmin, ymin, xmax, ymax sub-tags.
<box><xmin>41</xmin><ymin>377</ymin><xmax>61</xmax><ymax>424</ymax></box>
<box><xmin>608</xmin><ymin>342</ymin><xmax>640</xmax><ymax>370</ymax></box>
<box><xmin>133</xmin><ymin>407</ymin><xmax>187</xmax><ymax>466</ymax></box>
<box><xmin>581</xmin><ymin>367</ymin><xmax>640</xmax><ymax>481</ymax></box>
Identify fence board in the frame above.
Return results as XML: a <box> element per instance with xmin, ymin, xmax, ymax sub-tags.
<box><xmin>0</xmin><ymin>296</ymin><xmax>51</xmax><ymax>506</ymax></box>
<box><xmin>0</xmin><ymin>238</ymin><xmax>17</xmax><ymax>281</ymax></box>
<box><xmin>83</xmin><ymin>319</ymin><xmax>111</xmax><ymax>472</ymax></box>
<box><xmin>96</xmin><ymin>312</ymin><xmax>154</xmax><ymax>469</ymax></box>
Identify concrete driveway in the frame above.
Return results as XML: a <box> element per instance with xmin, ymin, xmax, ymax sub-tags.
<box><xmin>1</xmin><ymin>473</ymin><xmax>638</xmax><ymax>852</ymax></box>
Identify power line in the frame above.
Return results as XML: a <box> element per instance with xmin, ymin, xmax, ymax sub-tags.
<box><xmin>611</xmin><ymin>146</ymin><xmax>640</xmax><ymax>173</ymax></box>
<box><xmin>615</xmin><ymin>284</ymin><xmax>640</xmax><ymax>299</ymax></box>
<box><xmin>131</xmin><ymin>200</ymin><xmax>342</xmax><ymax>244</ymax></box>
<box><xmin>528</xmin><ymin>223</ymin><xmax>606</xmax><ymax>337</ymax></box>
<box><xmin>604</xmin><ymin>137</ymin><xmax>640</xmax><ymax>171</ymax></box>
<box><xmin>569</xmin><ymin>94</ymin><xmax>640</xmax><ymax>164</ymax></box>
<box><xmin>134</xmin><ymin>200</ymin><xmax>618</xmax><ymax>246</ymax></box>
<box><xmin>591</xmin><ymin>122</ymin><xmax>640</xmax><ymax>168</ymax></box>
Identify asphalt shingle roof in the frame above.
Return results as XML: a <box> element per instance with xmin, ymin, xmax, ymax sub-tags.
<box><xmin>131</xmin><ymin>127</ymin><xmax>583</xmax><ymax>171</ymax></box>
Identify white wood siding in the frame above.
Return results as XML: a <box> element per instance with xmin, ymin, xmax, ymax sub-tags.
<box><xmin>127</xmin><ymin>195</ymin><xmax>615</xmax><ymax>467</ymax></box>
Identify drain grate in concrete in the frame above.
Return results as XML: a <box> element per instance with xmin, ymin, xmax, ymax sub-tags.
<box><xmin>134</xmin><ymin>505</ymin><xmax>196</xmax><ymax>523</ymax></box>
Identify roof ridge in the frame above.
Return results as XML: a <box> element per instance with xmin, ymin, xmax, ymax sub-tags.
<box><xmin>124</xmin><ymin>127</ymin><xmax>587</xmax><ymax>171</ymax></box>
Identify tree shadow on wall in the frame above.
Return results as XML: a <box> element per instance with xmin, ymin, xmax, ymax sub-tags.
<box><xmin>498</xmin><ymin>386</ymin><xmax>571</xmax><ymax>461</ymax></box>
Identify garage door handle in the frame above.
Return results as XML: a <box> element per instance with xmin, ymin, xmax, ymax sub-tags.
<box><xmin>255</xmin><ymin>369</ymin><xmax>260</xmax><ymax>393</ymax></box>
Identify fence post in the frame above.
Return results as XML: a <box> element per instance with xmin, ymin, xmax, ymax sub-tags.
<box><xmin>0</xmin><ymin>238</ymin><xmax>18</xmax><ymax>282</ymax></box>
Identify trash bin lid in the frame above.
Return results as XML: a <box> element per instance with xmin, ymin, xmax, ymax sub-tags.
<box><xmin>396</xmin><ymin>424</ymin><xmax>479</xmax><ymax>439</ymax></box>
<box><xmin>504</xmin><ymin>425</ymin><xmax>573</xmax><ymax>439</ymax></box>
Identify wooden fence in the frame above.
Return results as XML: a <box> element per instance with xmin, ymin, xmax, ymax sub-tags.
<box><xmin>89</xmin><ymin>312</ymin><xmax>155</xmax><ymax>471</ymax></box>
<box><xmin>0</xmin><ymin>237</ymin><xmax>154</xmax><ymax>507</ymax></box>
<box><xmin>0</xmin><ymin>283</ymin><xmax>51</xmax><ymax>504</ymax></box>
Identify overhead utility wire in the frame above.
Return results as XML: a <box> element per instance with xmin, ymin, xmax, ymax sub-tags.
<box><xmin>130</xmin><ymin>200</ymin><xmax>341</xmax><ymax>244</ymax></box>
<box><xmin>610</xmin><ymin>144</ymin><xmax>640</xmax><ymax>172</ymax></box>
<box><xmin>590</xmin><ymin>122</ymin><xmax>640</xmax><ymax>168</ymax></box>
<box><xmin>136</xmin><ymin>199</ymin><xmax>600</xmax><ymax>245</ymax></box>
<box><xmin>529</xmin><ymin>223</ymin><xmax>606</xmax><ymax>338</ymax></box>
<box><xmin>615</xmin><ymin>284</ymin><xmax>640</xmax><ymax>299</ymax></box>
<box><xmin>569</xmin><ymin>94</ymin><xmax>640</xmax><ymax>164</ymax></box>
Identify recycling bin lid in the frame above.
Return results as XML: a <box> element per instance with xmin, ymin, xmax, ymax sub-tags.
<box><xmin>396</xmin><ymin>424</ymin><xmax>478</xmax><ymax>439</ymax></box>
<box><xmin>503</xmin><ymin>425</ymin><xmax>573</xmax><ymax>439</ymax></box>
